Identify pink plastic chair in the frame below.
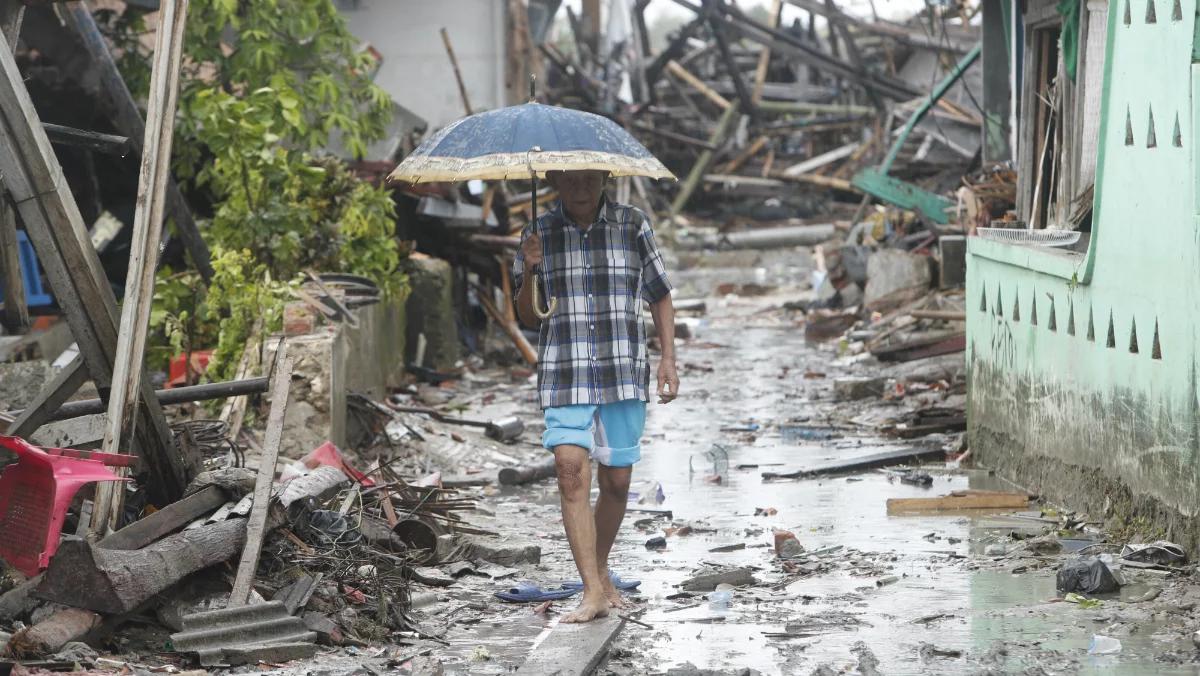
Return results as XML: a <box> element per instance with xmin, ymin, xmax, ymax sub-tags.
<box><xmin>0</xmin><ymin>435</ymin><xmax>134</xmax><ymax>577</ymax></box>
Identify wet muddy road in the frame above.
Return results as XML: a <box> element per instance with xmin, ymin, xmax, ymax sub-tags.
<box><xmin>405</xmin><ymin>254</ymin><xmax>1200</xmax><ymax>675</ymax></box>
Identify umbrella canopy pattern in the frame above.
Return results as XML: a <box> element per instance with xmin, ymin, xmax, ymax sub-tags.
<box><xmin>387</xmin><ymin>102</ymin><xmax>674</xmax><ymax>183</ymax></box>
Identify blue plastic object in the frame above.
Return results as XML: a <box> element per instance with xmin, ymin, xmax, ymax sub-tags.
<box><xmin>0</xmin><ymin>231</ymin><xmax>52</xmax><ymax>308</ymax></box>
<box><xmin>494</xmin><ymin>581</ymin><xmax>580</xmax><ymax>603</ymax></box>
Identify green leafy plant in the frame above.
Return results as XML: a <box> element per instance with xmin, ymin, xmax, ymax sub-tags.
<box><xmin>107</xmin><ymin>0</ymin><xmax>407</xmax><ymax>377</ymax></box>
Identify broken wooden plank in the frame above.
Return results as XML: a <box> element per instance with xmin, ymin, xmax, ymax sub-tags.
<box><xmin>5</xmin><ymin>356</ymin><xmax>88</xmax><ymax>437</ymax></box>
<box><xmin>99</xmin><ymin>484</ymin><xmax>228</xmax><ymax>551</ymax></box>
<box><xmin>0</xmin><ymin>191</ymin><xmax>29</xmax><ymax>333</ymax></box>
<box><xmin>671</xmin><ymin>104</ymin><xmax>740</xmax><ymax>215</ymax></box>
<box><xmin>762</xmin><ymin>445</ymin><xmax>946</xmax><ymax>480</ymax></box>
<box><xmin>665</xmin><ymin>59</ymin><xmax>731</xmax><ymax>109</ymax></box>
<box><xmin>871</xmin><ymin>333</ymin><xmax>966</xmax><ymax>363</ymax></box>
<box><xmin>0</xmin><ymin>30</ymin><xmax>192</xmax><ymax>503</ymax></box>
<box><xmin>476</xmin><ymin>285</ymin><xmax>537</xmax><ymax>366</ymax></box>
<box><xmin>229</xmin><ymin>343</ymin><xmax>293</xmax><ymax>606</ymax></box>
<box><xmin>94</xmin><ymin>0</ymin><xmax>190</xmax><ymax>536</ymax></box>
<box><xmin>41</xmin><ymin>123</ymin><xmax>129</xmax><ymax>156</ymax></box>
<box><xmin>515</xmin><ymin>615</ymin><xmax>625</xmax><ymax>676</ymax></box>
<box><xmin>750</xmin><ymin>0</ymin><xmax>783</xmax><ymax>104</ymax></box>
<box><xmin>782</xmin><ymin>142</ymin><xmax>861</xmax><ymax>176</ymax></box>
<box><xmin>886</xmin><ymin>492</ymin><xmax>1030</xmax><ymax>514</ymax></box>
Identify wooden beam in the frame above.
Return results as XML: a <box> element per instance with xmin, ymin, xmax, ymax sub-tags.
<box><xmin>0</xmin><ymin>191</ymin><xmax>29</xmax><ymax>333</ymax></box>
<box><xmin>750</xmin><ymin>0</ymin><xmax>783</xmax><ymax>104</ymax></box>
<box><xmin>475</xmin><ymin>285</ymin><xmax>537</xmax><ymax>366</ymax></box>
<box><xmin>42</xmin><ymin>123</ymin><xmax>130</xmax><ymax>156</ymax></box>
<box><xmin>0</xmin><ymin>30</ymin><xmax>191</xmax><ymax>504</ymax></box>
<box><xmin>671</xmin><ymin>104</ymin><xmax>740</xmax><ymax>215</ymax></box>
<box><xmin>0</xmin><ymin>0</ymin><xmax>22</xmax><ymax>52</ymax></box>
<box><xmin>703</xmin><ymin>0</ymin><xmax>756</xmax><ymax>119</ymax></box>
<box><xmin>5</xmin><ymin>354</ymin><xmax>87</xmax><ymax>437</ymax></box>
<box><xmin>886</xmin><ymin>491</ymin><xmax>1031</xmax><ymax>514</ymax></box>
<box><xmin>229</xmin><ymin>344</ymin><xmax>293</xmax><ymax>606</ymax></box>
<box><xmin>440</xmin><ymin>27</ymin><xmax>472</xmax><ymax>116</ymax></box>
<box><xmin>93</xmin><ymin>0</ymin><xmax>190</xmax><ymax>536</ymax></box>
<box><xmin>99</xmin><ymin>484</ymin><xmax>228</xmax><ymax>551</ymax></box>
<box><xmin>57</xmin><ymin>3</ymin><xmax>213</xmax><ymax>282</ymax></box>
<box><xmin>666</xmin><ymin>60</ymin><xmax>731</xmax><ymax>110</ymax></box>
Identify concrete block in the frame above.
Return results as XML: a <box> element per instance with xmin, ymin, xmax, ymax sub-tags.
<box><xmin>834</xmin><ymin>376</ymin><xmax>886</xmax><ymax>401</ymax></box>
<box><xmin>863</xmin><ymin>250</ymin><xmax>932</xmax><ymax>312</ymax></box>
<box><xmin>404</xmin><ymin>256</ymin><xmax>460</xmax><ymax>371</ymax></box>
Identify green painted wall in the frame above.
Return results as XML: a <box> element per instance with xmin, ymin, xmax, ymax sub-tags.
<box><xmin>967</xmin><ymin>0</ymin><xmax>1200</xmax><ymax>529</ymax></box>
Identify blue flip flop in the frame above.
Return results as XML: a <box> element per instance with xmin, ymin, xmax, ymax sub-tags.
<box><xmin>562</xmin><ymin>571</ymin><xmax>642</xmax><ymax>591</ymax></box>
<box><xmin>494</xmin><ymin>581</ymin><xmax>581</xmax><ymax>603</ymax></box>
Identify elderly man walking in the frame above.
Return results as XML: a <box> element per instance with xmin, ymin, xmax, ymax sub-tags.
<box><xmin>513</xmin><ymin>169</ymin><xmax>678</xmax><ymax>623</ymax></box>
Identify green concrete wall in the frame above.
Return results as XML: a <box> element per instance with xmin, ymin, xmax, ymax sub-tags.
<box><xmin>967</xmin><ymin>0</ymin><xmax>1200</xmax><ymax>544</ymax></box>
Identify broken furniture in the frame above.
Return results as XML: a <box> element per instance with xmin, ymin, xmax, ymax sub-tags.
<box><xmin>0</xmin><ymin>435</ymin><xmax>132</xmax><ymax>576</ymax></box>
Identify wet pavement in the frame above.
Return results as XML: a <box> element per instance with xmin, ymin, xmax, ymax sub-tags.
<box><xmin>393</xmin><ymin>250</ymin><xmax>1200</xmax><ymax>675</ymax></box>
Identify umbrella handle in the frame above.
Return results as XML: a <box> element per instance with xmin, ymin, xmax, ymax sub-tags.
<box><xmin>532</xmin><ymin>268</ymin><xmax>557</xmax><ymax>319</ymax></box>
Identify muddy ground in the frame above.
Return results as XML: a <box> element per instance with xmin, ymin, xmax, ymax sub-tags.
<box><xmin>315</xmin><ymin>244</ymin><xmax>1199</xmax><ymax>676</ymax></box>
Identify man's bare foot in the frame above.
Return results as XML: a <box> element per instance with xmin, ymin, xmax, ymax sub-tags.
<box><xmin>601</xmin><ymin>576</ymin><xmax>630</xmax><ymax>609</ymax></box>
<box><xmin>561</xmin><ymin>593</ymin><xmax>610</xmax><ymax>623</ymax></box>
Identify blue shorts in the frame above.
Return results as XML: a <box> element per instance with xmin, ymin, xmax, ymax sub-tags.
<box><xmin>542</xmin><ymin>400</ymin><xmax>646</xmax><ymax>467</ymax></box>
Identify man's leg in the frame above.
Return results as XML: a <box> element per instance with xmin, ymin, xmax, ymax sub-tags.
<box><xmin>554</xmin><ymin>444</ymin><xmax>609</xmax><ymax>622</ymax></box>
<box><xmin>590</xmin><ymin>399</ymin><xmax>645</xmax><ymax>608</ymax></box>
<box><xmin>595</xmin><ymin>464</ymin><xmax>632</xmax><ymax>608</ymax></box>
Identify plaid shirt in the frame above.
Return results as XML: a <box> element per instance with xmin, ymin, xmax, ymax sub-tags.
<box><xmin>513</xmin><ymin>197</ymin><xmax>672</xmax><ymax>409</ymax></box>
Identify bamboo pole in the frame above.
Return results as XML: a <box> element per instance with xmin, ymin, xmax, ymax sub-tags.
<box><xmin>751</xmin><ymin>0</ymin><xmax>783</xmax><ymax>104</ymax></box>
<box><xmin>671</xmin><ymin>104</ymin><xmax>740</xmax><ymax>215</ymax></box>
<box><xmin>440</xmin><ymin>28</ymin><xmax>473</xmax><ymax>116</ymax></box>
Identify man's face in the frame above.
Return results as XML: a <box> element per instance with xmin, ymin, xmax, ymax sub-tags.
<box><xmin>547</xmin><ymin>170</ymin><xmax>608</xmax><ymax>218</ymax></box>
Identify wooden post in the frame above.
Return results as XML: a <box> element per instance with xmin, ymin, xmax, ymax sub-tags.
<box><xmin>475</xmin><ymin>286</ymin><xmax>537</xmax><ymax>366</ymax></box>
<box><xmin>0</xmin><ymin>0</ymin><xmax>22</xmax><ymax>52</ymax></box>
<box><xmin>229</xmin><ymin>343</ymin><xmax>293</xmax><ymax>606</ymax></box>
<box><xmin>5</xmin><ymin>355</ymin><xmax>87</xmax><ymax>436</ymax></box>
<box><xmin>703</xmin><ymin>0</ymin><xmax>756</xmax><ymax>120</ymax></box>
<box><xmin>440</xmin><ymin>28</ymin><xmax>473</xmax><ymax>116</ymax></box>
<box><xmin>751</xmin><ymin>0</ymin><xmax>783</xmax><ymax>104</ymax></box>
<box><xmin>93</xmin><ymin>0</ymin><xmax>191</xmax><ymax>536</ymax></box>
<box><xmin>57</xmin><ymin>3</ymin><xmax>213</xmax><ymax>282</ymax></box>
<box><xmin>0</xmin><ymin>191</ymin><xmax>29</xmax><ymax>333</ymax></box>
<box><xmin>671</xmin><ymin>104</ymin><xmax>740</xmax><ymax>215</ymax></box>
<box><xmin>0</xmin><ymin>31</ymin><xmax>191</xmax><ymax>504</ymax></box>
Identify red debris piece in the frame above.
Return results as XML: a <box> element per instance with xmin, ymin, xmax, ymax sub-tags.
<box><xmin>301</xmin><ymin>441</ymin><xmax>374</xmax><ymax>487</ymax></box>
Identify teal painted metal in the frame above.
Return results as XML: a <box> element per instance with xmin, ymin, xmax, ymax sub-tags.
<box><xmin>880</xmin><ymin>44</ymin><xmax>982</xmax><ymax>174</ymax></box>
<box><xmin>852</xmin><ymin>168</ymin><xmax>955</xmax><ymax>223</ymax></box>
<box><xmin>967</xmin><ymin>0</ymin><xmax>1200</xmax><ymax>526</ymax></box>
<box><xmin>852</xmin><ymin>44</ymin><xmax>981</xmax><ymax>223</ymax></box>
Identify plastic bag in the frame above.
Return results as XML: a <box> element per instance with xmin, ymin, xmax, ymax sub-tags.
<box><xmin>1057</xmin><ymin>556</ymin><xmax>1120</xmax><ymax>594</ymax></box>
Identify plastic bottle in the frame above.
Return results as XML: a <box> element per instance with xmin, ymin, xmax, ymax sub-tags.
<box><xmin>709</xmin><ymin>584</ymin><xmax>734</xmax><ymax>611</ymax></box>
<box><xmin>1088</xmin><ymin>635</ymin><xmax>1122</xmax><ymax>655</ymax></box>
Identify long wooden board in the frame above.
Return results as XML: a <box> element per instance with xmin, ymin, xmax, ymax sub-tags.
<box><xmin>887</xmin><ymin>492</ymin><xmax>1030</xmax><ymax>514</ymax></box>
<box><xmin>516</xmin><ymin>615</ymin><xmax>625</xmax><ymax>676</ymax></box>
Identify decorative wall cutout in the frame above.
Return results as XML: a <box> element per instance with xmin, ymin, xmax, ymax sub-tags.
<box><xmin>1146</xmin><ymin>0</ymin><xmax>1157</xmax><ymax>23</ymax></box>
<box><xmin>997</xmin><ymin>287</ymin><xmax>1004</xmax><ymax>318</ymax></box>
<box><xmin>1124</xmin><ymin>0</ymin><xmax>1132</xmax><ymax>23</ymax></box>
<box><xmin>1129</xmin><ymin>319</ymin><xmax>1139</xmax><ymax>353</ymax></box>
<box><xmin>1147</xmin><ymin>105</ymin><xmax>1158</xmax><ymax>148</ymax></box>
<box><xmin>1106</xmin><ymin>312</ymin><xmax>1117</xmax><ymax>349</ymax></box>
<box><xmin>1087</xmin><ymin>307</ymin><xmax>1095</xmax><ymax>342</ymax></box>
<box><xmin>1172</xmin><ymin>0</ymin><xmax>1183</xmax><ymax>20</ymax></box>
<box><xmin>1013</xmin><ymin>292</ymin><xmax>1021</xmax><ymax>322</ymax></box>
<box><xmin>980</xmin><ymin>287</ymin><xmax>987</xmax><ymax>313</ymax></box>
<box><xmin>1067</xmin><ymin>302</ymin><xmax>1076</xmax><ymax>336</ymax></box>
<box><xmin>1152</xmin><ymin>321</ymin><xmax>1163</xmax><ymax>359</ymax></box>
<box><xmin>1031</xmin><ymin>296</ymin><xmax>1039</xmax><ymax>326</ymax></box>
<box><xmin>1173</xmin><ymin>113</ymin><xmax>1182</xmax><ymax>147</ymax></box>
<box><xmin>1125</xmin><ymin>107</ymin><xmax>1135</xmax><ymax>145</ymax></box>
<box><xmin>1048</xmin><ymin>300</ymin><xmax>1057</xmax><ymax>332</ymax></box>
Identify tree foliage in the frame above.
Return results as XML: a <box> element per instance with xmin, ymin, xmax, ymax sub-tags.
<box><xmin>108</xmin><ymin>0</ymin><xmax>405</xmax><ymax>381</ymax></box>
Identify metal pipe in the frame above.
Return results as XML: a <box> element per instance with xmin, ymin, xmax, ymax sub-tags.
<box><xmin>5</xmin><ymin>377</ymin><xmax>271</xmax><ymax>422</ymax></box>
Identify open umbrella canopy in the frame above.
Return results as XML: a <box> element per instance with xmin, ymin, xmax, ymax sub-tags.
<box><xmin>387</xmin><ymin>102</ymin><xmax>674</xmax><ymax>184</ymax></box>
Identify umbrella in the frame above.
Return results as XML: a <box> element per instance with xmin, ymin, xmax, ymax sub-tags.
<box><xmin>387</xmin><ymin>101</ymin><xmax>674</xmax><ymax>319</ymax></box>
<box><xmin>386</xmin><ymin>102</ymin><xmax>674</xmax><ymax>183</ymax></box>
